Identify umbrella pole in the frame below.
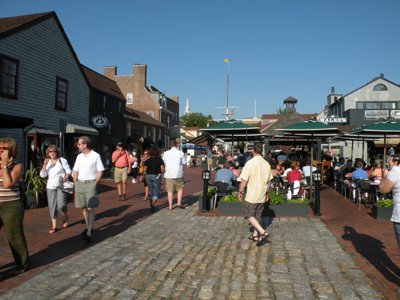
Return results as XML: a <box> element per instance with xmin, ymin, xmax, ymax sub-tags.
<box><xmin>362</xmin><ymin>138</ymin><xmax>365</xmax><ymax>162</ymax></box>
<box><xmin>383</xmin><ymin>134</ymin><xmax>387</xmax><ymax>165</ymax></box>
<box><xmin>351</xmin><ymin>140</ymin><xmax>354</xmax><ymax>161</ymax></box>
<box><xmin>310</xmin><ymin>135</ymin><xmax>314</xmax><ymax>190</ymax></box>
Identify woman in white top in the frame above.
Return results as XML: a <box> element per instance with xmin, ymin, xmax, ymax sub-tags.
<box><xmin>40</xmin><ymin>145</ymin><xmax>71</xmax><ymax>233</ymax></box>
<box><xmin>379</xmin><ymin>155</ymin><xmax>400</xmax><ymax>250</ymax></box>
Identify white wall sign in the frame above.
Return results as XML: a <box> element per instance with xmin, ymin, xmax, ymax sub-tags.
<box><xmin>365</xmin><ymin>110</ymin><xmax>389</xmax><ymax>119</ymax></box>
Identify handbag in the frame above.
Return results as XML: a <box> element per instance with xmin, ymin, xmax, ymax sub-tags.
<box><xmin>140</xmin><ymin>174</ymin><xmax>146</xmax><ymax>183</ymax></box>
<box><xmin>59</xmin><ymin>158</ymin><xmax>74</xmax><ymax>194</ymax></box>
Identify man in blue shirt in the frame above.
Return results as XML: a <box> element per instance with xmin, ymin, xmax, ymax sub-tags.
<box><xmin>215</xmin><ymin>162</ymin><xmax>236</xmax><ymax>187</ymax></box>
<box><xmin>352</xmin><ymin>160</ymin><xmax>368</xmax><ymax>180</ymax></box>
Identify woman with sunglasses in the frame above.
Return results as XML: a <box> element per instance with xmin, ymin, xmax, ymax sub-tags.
<box><xmin>0</xmin><ymin>137</ymin><xmax>30</xmax><ymax>273</ymax></box>
<box><xmin>40</xmin><ymin>145</ymin><xmax>71</xmax><ymax>233</ymax></box>
<box><xmin>139</xmin><ymin>151</ymin><xmax>149</xmax><ymax>201</ymax></box>
<box><xmin>379</xmin><ymin>155</ymin><xmax>400</xmax><ymax>257</ymax></box>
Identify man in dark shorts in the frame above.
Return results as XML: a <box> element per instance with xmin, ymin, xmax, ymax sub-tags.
<box><xmin>238</xmin><ymin>142</ymin><xmax>273</xmax><ymax>246</ymax></box>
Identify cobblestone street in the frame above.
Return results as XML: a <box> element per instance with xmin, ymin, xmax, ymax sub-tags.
<box><xmin>3</xmin><ymin>203</ymin><xmax>381</xmax><ymax>299</ymax></box>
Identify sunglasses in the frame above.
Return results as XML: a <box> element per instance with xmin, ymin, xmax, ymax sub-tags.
<box><xmin>0</xmin><ymin>146</ymin><xmax>9</xmax><ymax>150</ymax></box>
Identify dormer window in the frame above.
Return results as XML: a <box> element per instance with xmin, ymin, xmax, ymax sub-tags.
<box><xmin>373</xmin><ymin>84</ymin><xmax>388</xmax><ymax>91</ymax></box>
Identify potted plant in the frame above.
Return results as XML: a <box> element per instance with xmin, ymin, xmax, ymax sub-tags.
<box><xmin>372</xmin><ymin>199</ymin><xmax>393</xmax><ymax>220</ymax></box>
<box><xmin>24</xmin><ymin>162</ymin><xmax>47</xmax><ymax>208</ymax></box>
<box><xmin>267</xmin><ymin>190</ymin><xmax>310</xmax><ymax>217</ymax></box>
<box><xmin>218</xmin><ymin>192</ymin><xmax>243</xmax><ymax>216</ymax></box>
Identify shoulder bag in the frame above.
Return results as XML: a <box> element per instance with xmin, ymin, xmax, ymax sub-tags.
<box><xmin>59</xmin><ymin>158</ymin><xmax>74</xmax><ymax>194</ymax></box>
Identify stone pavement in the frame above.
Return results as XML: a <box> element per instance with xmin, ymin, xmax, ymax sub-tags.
<box><xmin>3</xmin><ymin>203</ymin><xmax>381</xmax><ymax>299</ymax></box>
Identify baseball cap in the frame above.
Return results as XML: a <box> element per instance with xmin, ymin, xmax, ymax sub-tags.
<box><xmin>116</xmin><ymin>142</ymin><xmax>123</xmax><ymax>147</ymax></box>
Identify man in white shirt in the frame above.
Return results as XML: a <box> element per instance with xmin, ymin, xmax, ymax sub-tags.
<box><xmin>73</xmin><ymin>136</ymin><xmax>104</xmax><ymax>243</ymax></box>
<box><xmin>163</xmin><ymin>140</ymin><xmax>187</xmax><ymax>210</ymax></box>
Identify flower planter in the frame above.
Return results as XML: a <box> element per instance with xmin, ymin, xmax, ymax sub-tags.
<box><xmin>217</xmin><ymin>202</ymin><xmax>310</xmax><ymax>217</ymax></box>
<box><xmin>372</xmin><ymin>206</ymin><xmax>392</xmax><ymax>220</ymax></box>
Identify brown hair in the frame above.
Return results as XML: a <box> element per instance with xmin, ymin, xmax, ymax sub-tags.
<box><xmin>45</xmin><ymin>145</ymin><xmax>59</xmax><ymax>158</ymax></box>
<box><xmin>170</xmin><ymin>140</ymin><xmax>178</xmax><ymax>147</ymax></box>
<box><xmin>0</xmin><ymin>137</ymin><xmax>18</xmax><ymax>159</ymax></box>
<box><xmin>78</xmin><ymin>136</ymin><xmax>92</xmax><ymax>149</ymax></box>
<box><xmin>148</xmin><ymin>147</ymin><xmax>160</xmax><ymax>157</ymax></box>
<box><xmin>253</xmin><ymin>142</ymin><xmax>263</xmax><ymax>155</ymax></box>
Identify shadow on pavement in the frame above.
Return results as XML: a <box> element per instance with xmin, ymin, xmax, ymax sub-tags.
<box><xmin>342</xmin><ymin>226</ymin><xmax>400</xmax><ymax>287</ymax></box>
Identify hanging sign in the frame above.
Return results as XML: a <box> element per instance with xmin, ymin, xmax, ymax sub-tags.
<box><xmin>91</xmin><ymin>115</ymin><xmax>109</xmax><ymax>128</ymax></box>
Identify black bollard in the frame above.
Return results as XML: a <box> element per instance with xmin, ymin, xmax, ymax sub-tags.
<box><xmin>313</xmin><ymin>171</ymin><xmax>321</xmax><ymax>216</ymax></box>
<box><xmin>201</xmin><ymin>169</ymin><xmax>210</xmax><ymax>212</ymax></box>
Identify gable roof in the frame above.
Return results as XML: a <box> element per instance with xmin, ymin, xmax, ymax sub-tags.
<box><xmin>82</xmin><ymin>65</ymin><xmax>124</xmax><ymax>100</ymax></box>
<box><xmin>342</xmin><ymin>76</ymin><xmax>400</xmax><ymax>99</ymax></box>
<box><xmin>0</xmin><ymin>11</ymin><xmax>90</xmax><ymax>87</ymax></box>
<box><xmin>124</xmin><ymin>107</ymin><xmax>165</xmax><ymax>128</ymax></box>
<box><xmin>0</xmin><ymin>12</ymin><xmax>52</xmax><ymax>38</ymax></box>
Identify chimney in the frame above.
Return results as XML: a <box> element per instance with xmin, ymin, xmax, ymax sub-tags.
<box><xmin>380</xmin><ymin>73</ymin><xmax>384</xmax><ymax>78</ymax></box>
<box><xmin>133</xmin><ymin>64</ymin><xmax>147</xmax><ymax>89</ymax></box>
<box><xmin>104</xmin><ymin>66</ymin><xmax>117</xmax><ymax>79</ymax></box>
<box><xmin>170</xmin><ymin>96</ymin><xmax>179</xmax><ymax>103</ymax></box>
<box><xmin>331</xmin><ymin>86</ymin><xmax>335</xmax><ymax>95</ymax></box>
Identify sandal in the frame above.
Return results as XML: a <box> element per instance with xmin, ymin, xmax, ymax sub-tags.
<box><xmin>48</xmin><ymin>228</ymin><xmax>57</xmax><ymax>234</ymax></box>
<box><xmin>248</xmin><ymin>235</ymin><xmax>259</xmax><ymax>242</ymax></box>
<box><xmin>62</xmin><ymin>216</ymin><xmax>69</xmax><ymax>228</ymax></box>
<box><xmin>256</xmin><ymin>232</ymin><xmax>270</xmax><ymax>247</ymax></box>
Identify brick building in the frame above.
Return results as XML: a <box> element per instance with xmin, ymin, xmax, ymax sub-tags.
<box><xmin>104</xmin><ymin>64</ymin><xmax>179</xmax><ymax>148</ymax></box>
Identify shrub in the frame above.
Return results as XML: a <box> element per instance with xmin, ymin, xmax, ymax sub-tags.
<box><xmin>375</xmin><ymin>198</ymin><xmax>394</xmax><ymax>208</ymax></box>
<box><xmin>220</xmin><ymin>192</ymin><xmax>240</xmax><ymax>203</ymax></box>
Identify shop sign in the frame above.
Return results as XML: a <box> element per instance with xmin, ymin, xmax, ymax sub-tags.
<box><xmin>91</xmin><ymin>115</ymin><xmax>109</xmax><ymax>128</ymax></box>
<box><xmin>319</xmin><ymin>117</ymin><xmax>347</xmax><ymax>123</ymax></box>
<box><xmin>365</xmin><ymin>110</ymin><xmax>388</xmax><ymax>119</ymax></box>
<box><xmin>391</xmin><ymin>110</ymin><xmax>400</xmax><ymax>119</ymax></box>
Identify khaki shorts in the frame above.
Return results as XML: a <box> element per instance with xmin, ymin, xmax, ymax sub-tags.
<box><xmin>75</xmin><ymin>181</ymin><xmax>99</xmax><ymax>208</ymax></box>
<box><xmin>114</xmin><ymin>167</ymin><xmax>128</xmax><ymax>183</ymax></box>
<box><xmin>165</xmin><ymin>178</ymin><xmax>185</xmax><ymax>193</ymax></box>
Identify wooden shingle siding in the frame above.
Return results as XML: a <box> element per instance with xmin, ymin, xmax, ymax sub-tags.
<box><xmin>0</xmin><ymin>17</ymin><xmax>89</xmax><ymax>131</ymax></box>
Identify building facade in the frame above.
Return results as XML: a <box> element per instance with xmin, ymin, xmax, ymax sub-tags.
<box><xmin>0</xmin><ymin>12</ymin><xmax>96</xmax><ymax>167</ymax></box>
<box><xmin>104</xmin><ymin>64</ymin><xmax>179</xmax><ymax>148</ymax></box>
<box><xmin>327</xmin><ymin>74</ymin><xmax>400</xmax><ymax>126</ymax></box>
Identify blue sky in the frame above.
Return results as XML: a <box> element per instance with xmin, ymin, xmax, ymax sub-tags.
<box><xmin>1</xmin><ymin>0</ymin><xmax>400</xmax><ymax>120</ymax></box>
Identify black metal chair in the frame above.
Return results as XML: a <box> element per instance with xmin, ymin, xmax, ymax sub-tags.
<box><xmin>211</xmin><ymin>181</ymin><xmax>233</xmax><ymax>210</ymax></box>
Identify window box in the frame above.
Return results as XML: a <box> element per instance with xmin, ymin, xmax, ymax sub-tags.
<box><xmin>372</xmin><ymin>205</ymin><xmax>392</xmax><ymax>220</ymax></box>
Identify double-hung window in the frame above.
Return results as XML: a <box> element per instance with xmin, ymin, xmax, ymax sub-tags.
<box><xmin>0</xmin><ymin>55</ymin><xmax>19</xmax><ymax>99</ymax></box>
<box><xmin>55</xmin><ymin>77</ymin><xmax>68</xmax><ymax>111</ymax></box>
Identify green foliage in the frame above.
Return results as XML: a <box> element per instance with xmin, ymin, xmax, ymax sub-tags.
<box><xmin>375</xmin><ymin>198</ymin><xmax>394</xmax><ymax>208</ymax></box>
<box><xmin>220</xmin><ymin>192</ymin><xmax>240</xmax><ymax>203</ymax></box>
<box><xmin>180</xmin><ymin>112</ymin><xmax>213</xmax><ymax>128</ymax></box>
<box><xmin>268</xmin><ymin>190</ymin><xmax>309</xmax><ymax>205</ymax></box>
<box><xmin>287</xmin><ymin>198</ymin><xmax>310</xmax><ymax>205</ymax></box>
<box><xmin>268</xmin><ymin>190</ymin><xmax>286</xmax><ymax>205</ymax></box>
<box><xmin>24</xmin><ymin>162</ymin><xmax>47</xmax><ymax>206</ymax></box>
<box><xmin>207</xmin><ymin>187</ymin><xmax>216</xmax><ymax>199</ymax></box>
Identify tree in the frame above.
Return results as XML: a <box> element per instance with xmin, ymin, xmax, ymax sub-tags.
<box><xmin>180</xmin><ymin>112</ymin><xmax>213</xmax><ymax>128</ymax></box>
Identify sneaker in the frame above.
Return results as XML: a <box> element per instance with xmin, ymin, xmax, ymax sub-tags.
<box><xmin>118</xmin><ymin>195</ymin><xmax>124</xmax><ymax>201</ymax></box>
<box><xmin>123</xmin><ymin>194</ymin><xmax>127</xmax><ymax>201</ymax></box>
<box><xmin>132</xmin><ymin>178</ymin><xmax>137</xmax><ymax>183</ymax></box>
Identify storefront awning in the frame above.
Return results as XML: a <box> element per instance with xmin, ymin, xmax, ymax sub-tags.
<box><xmin>66</xmin><ymin>123</ymin><xmax>98</xmax><ymax>135</ymax></box>
<box><xmin>26</xmin><ymin>127</ymin><xmax>59</xmax><ymax>136</ymax></box>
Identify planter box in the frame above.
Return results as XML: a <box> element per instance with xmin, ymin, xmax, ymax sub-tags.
<box><xmin>217</xmin><ymin>202</ymin><xmax>310</xmax><ymax>217</ymax></box>
<box><xmin>372</xmin><ymin>206</ymin><xmax>392</xmax><ymax>220</ymax></box>
<box><xmin>218</xmin><ymin>202</ymin><xmax>243</xmax><ymax>216</ymax></box>
<box><xmin>267</xmin><ymin>204</ymin><xmax>309</xmax><ymax>217</ymax></box>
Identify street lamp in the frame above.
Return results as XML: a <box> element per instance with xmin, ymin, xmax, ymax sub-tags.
<box><xmin>312</xmin><ymin>170</ymin><xmax>321</xmax><ymax>216</ymax></box>
<box><xmin>201</xmin><ymin>169</ymin><xmax>211</xmax><ymax>212</ymax></box>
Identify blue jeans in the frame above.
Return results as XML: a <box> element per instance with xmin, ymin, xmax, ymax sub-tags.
<box><xmin>394</xmin><ymin>222</ymin><xmax>400</xmax><ymax>250</ymax></box>
<box><xmin>146</xmin><ymin>174</ymin><xmax>161</xmax><ymax>201</ymax></box>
